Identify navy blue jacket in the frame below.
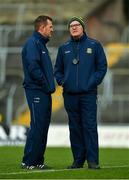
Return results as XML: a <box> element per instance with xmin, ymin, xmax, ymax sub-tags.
<box><xmin>22</xmin><ymin>31</ymin><xmax>55</xmax><ymax>94</ymax></box>
<box><xmin>54</xmin><ymin>33</ymin><xmax>107</xmax><ymax>94</ymax></box>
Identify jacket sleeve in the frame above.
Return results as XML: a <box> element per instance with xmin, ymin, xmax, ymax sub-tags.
<box><xmin>25</xmin><ymin>40</ymin><xmax>45</xmax><ymax>84</ymax></box>
<box><xmin>54</xmin><ymin>46</ymin><xmax>64</xmax><ymax>86</ymax></box>
<box><xmin>87</xmin><ymin>42</ymin><xmax>107</xmax><ymax>89</ymax></box>
<box><xmin>95</xmin><ymin>42</ymin><xmax>107</xmax><ymax>84</ymax></box>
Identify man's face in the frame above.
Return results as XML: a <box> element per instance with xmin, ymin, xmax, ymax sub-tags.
<box><xmin>40</xmin><ymin>19</ymin><xmax>53</xmax><ymax>38</ymax></box>
<box><xmin>69</xmin><ymin>20</ymin><xmax>83</xmax><ymax>39</ymax></box>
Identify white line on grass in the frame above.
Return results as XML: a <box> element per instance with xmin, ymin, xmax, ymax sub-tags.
<box><xmin>0</xmin><ymin>165</ymin><xmax>129</xmax><ymax>176</ymax></box>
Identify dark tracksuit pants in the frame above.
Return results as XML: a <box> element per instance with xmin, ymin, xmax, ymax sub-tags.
<box><xmin>22</xmin><ymin>89</ymin><xmax>51</xmax><ymax>166</ymax></box>
<box><xmin>63</xmin><ymin>92</ymin><xmax>99</xmax><ymax>165</ymax></box>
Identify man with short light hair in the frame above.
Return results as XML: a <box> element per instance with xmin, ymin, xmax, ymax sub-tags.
<box><xmin>21</xmin><ymin>15</ymin><xmax>55</xmax><ymax>170</ymax></box>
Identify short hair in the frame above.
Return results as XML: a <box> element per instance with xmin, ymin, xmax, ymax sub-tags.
<box><xmin>34</xmin><ymin>15</ymin><xmax>53</xmax><ymax>31</ymax></box>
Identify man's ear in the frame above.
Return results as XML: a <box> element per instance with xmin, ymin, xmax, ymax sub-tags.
<box><xmin>39</xmin><ymin>24</ymin><xmax>45</xmax><ymax>31</ymax></box>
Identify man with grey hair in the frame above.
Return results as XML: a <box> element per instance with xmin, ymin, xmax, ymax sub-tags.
<box><xmin>54</xmin><ymin>16</ymin><xmax>107</xmax><ymax>169</ymax></box>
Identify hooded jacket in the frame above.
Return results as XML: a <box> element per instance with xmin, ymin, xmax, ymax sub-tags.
<box><xmin>22</xmin><ymin>31</ymin><xmax>55</xmax><ymax>94</ymax></box>
<box><xmin>54</xmin><ymin>33</ymin><xmax>107</xmax><ymax>94</ymax></box>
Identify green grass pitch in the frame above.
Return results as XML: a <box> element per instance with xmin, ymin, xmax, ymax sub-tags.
<box><xmin>0</xmin><ymin>146</ymin><xmax>129</xmax><ymax>179</ymax></box>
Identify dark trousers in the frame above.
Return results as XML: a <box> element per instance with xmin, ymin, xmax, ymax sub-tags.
<box><xmin>63</xmin><ymin>92</ymin><xmax>99</xmax><ymax>165</ymax></box>
<box><xmin>22</xmin><ymin>89</ymin><xmax>52</xmax><ymax>166</ymax></box>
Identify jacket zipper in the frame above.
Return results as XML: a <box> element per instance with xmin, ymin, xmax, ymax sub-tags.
<box><xmin>76</xmin><ymin>64</ymin><xmax>79</xmax><ymax>87</ymax></box>
<box><xmin>76</xmin><ymin>42</ymin><xmax>79</xmax><ymax>88</ymax></box>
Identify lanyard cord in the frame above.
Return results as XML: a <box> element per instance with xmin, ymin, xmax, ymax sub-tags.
<box><xmin>72</xmin><ymin>41</ymin><xmax>80</xmax><ymax>61</ymax></box>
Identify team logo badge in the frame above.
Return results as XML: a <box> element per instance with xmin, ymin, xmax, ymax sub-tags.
<box><xmin>86</xmin><ymin>48</ymin><xmax>92</xmax><ymax>54</ymax></box>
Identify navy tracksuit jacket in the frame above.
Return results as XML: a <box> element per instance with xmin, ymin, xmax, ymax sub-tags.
<box><xmin>22</xmin><ymin>31</ymin><xmax>55</xmax><ymax>166</ymax></box>
<box><xmin>54</xmin><ymin>33</ymin><xmax>107</xmax><ymax>165</ymax></box>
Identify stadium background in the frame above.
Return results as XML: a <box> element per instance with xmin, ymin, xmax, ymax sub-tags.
<box><xmin>0</xmin><ymin>0</ymin><xmax>129</xmax><ymax>148</ymax></box>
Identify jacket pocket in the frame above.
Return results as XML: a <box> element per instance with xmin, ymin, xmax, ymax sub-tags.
<box><xmin>87</xmin><ymin>75</ymin><xmax>97</xmax><ymax>91</ymax></box>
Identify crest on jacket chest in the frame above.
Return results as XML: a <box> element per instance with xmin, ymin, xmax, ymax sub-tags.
<box><xmin>86</xmin><ymin>48</ymin><xmax>92</xmax><ymax>54</ymax></box>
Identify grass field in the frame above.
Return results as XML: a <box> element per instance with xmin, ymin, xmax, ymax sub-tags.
<box><xmin>0</xmin><ymin>146</ymin><xmax>129</xmax><ymax>179</ymax></box>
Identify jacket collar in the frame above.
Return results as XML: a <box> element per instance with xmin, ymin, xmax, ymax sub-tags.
<box><xmin>71</xmin><ymin>33</ymin><xmax>87</xmax><ymax>42</ymax></box>
<box><xmin>33</xmin><ymin>31</ymin><xmax>49</xmax><ymax>44</ymax></box>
